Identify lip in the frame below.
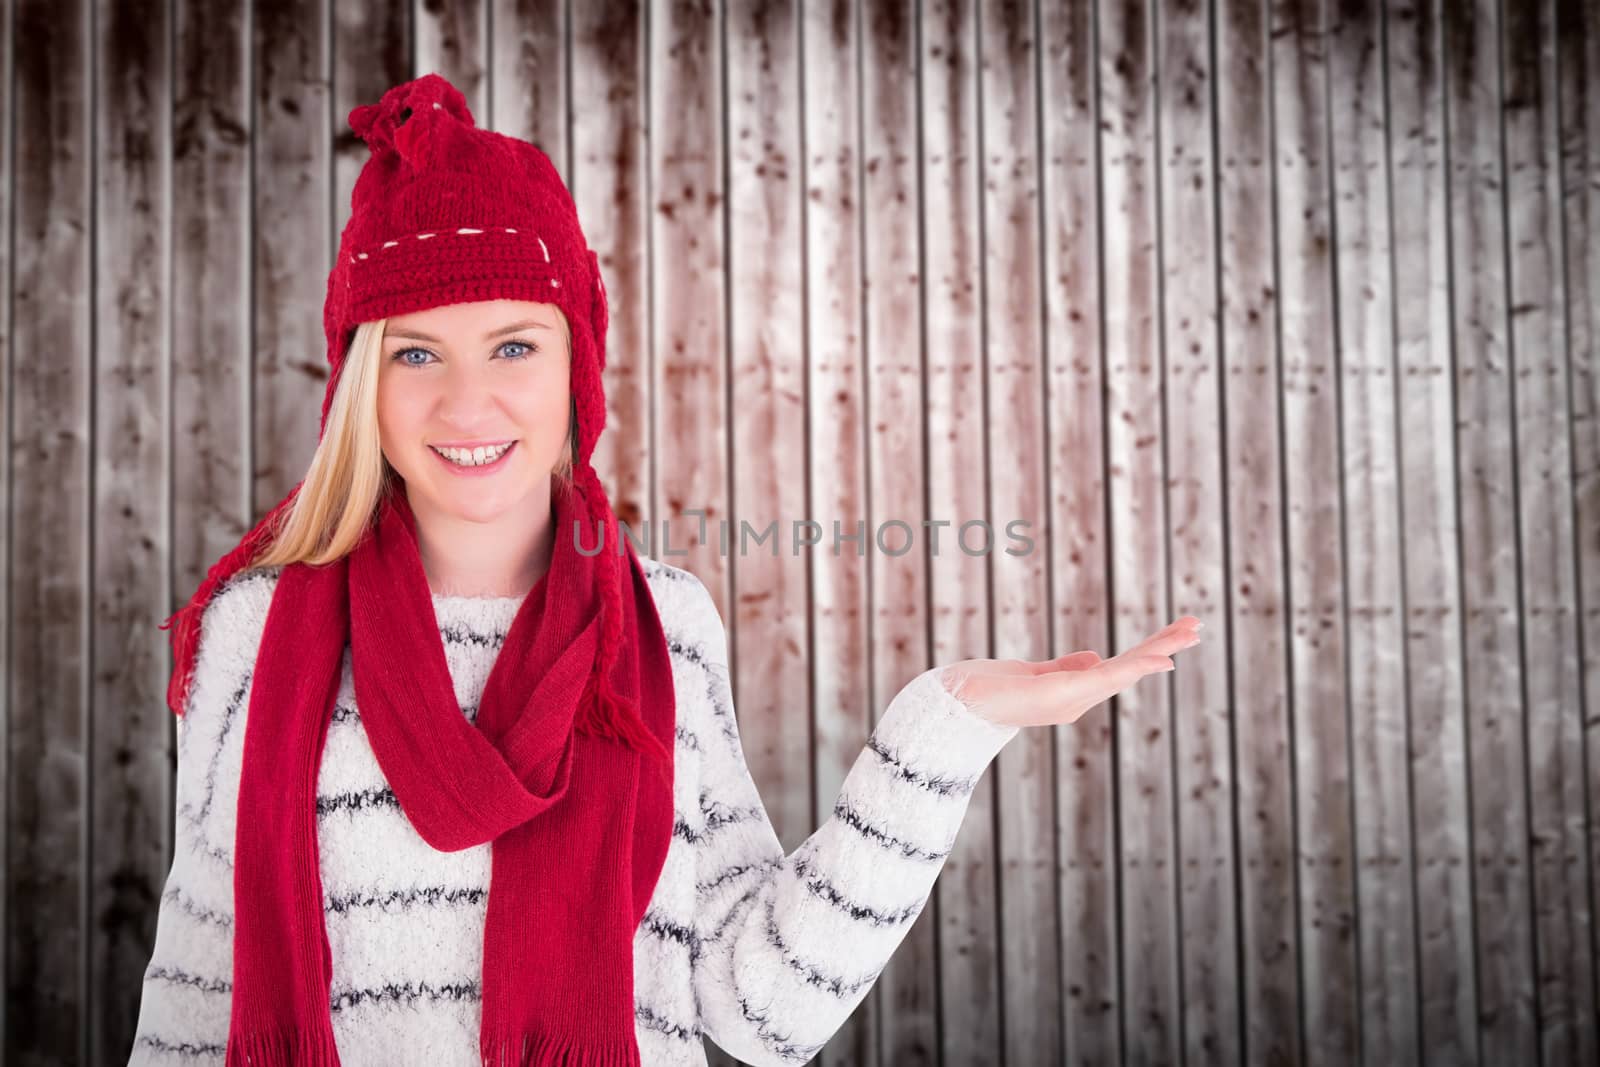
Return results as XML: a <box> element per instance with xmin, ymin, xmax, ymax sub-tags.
<box><xmin>430</xmin><ymin>439</ymin><xmax>518</xmax><ymax>449</ymax></box>
<box><xmin>430</xmin><ymin>440</ymin><xmax>517</xmax><ymax>477</ymax></box>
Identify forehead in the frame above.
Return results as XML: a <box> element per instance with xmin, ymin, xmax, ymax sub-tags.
<box><xmin>384</xmin><ymin>298</ymin><xmax>563</xmax><ymax>335</ymax></box>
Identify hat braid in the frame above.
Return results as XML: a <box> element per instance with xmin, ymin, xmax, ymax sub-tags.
<box><xmin>573</xmin><ymin>461</ymin><xmax>673</xmax><ymax>771</ymax></box>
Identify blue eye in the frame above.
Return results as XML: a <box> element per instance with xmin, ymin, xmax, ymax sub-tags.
<box><xmin>390</xmin><ymin>340</ymin><xmax>539</xmax><ymax>367</ymax></box>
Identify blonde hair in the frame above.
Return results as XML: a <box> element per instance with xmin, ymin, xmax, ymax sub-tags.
<box><xmin>249</xmin><ymin>313</ymin><xmax>577</xmax><ymax>571</ymax></box>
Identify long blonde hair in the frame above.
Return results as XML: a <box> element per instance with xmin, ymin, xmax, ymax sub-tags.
<box><xmin>249</xmin><ymin>314</ymin><xmax>576</xmax><ymax>571</ymax></box>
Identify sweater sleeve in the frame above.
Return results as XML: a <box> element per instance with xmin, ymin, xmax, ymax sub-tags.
<box><xmin>128</xmin><ymin>571</ymin><xmax>278</xmax><ymax>1065</ymax></box>
<box><xmin>680</xmin><ymin>577</ymin><xmax>1020</xmax><ymax>1066</ymax></box>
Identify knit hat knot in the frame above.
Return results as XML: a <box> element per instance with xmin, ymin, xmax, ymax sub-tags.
<box><xmin>347</xmin><ymin>72</ymin><xmax>474</xmax><ymax>167</ymax></box>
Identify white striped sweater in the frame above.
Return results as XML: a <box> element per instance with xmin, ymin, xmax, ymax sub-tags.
<box><xmin>129</xmin><ymin>556</ymin><xmax>1018</xmax><ymax>1066</ymax></box>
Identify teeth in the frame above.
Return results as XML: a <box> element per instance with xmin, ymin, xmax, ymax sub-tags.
<box><xmin>432</xmin><ymin>442</ymin><xmax>513</xmax><ymax>467</ymax></box>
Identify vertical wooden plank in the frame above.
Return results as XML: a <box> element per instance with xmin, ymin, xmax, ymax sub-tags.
<box><xmin>650</xmin><ymin>0</ymin><xmax>728</xmax><ymax>612</ymax></box>
<box><xmin>571</xmin><ymin>1</ymin><xmax>651</xmax><ymax>533</ymax></box>
<box><xmin>253</xmin><ymin>0</ymin><xmax>331</xmax><ymax>513</ymax></box>
<box><xmin>1154</xmin><ymin>0</ymin><xmax>1241</xmax><ymax>1062</ymax></box>
<box><xmin>1100</xmin><ymin>0</ymin><xmax>1182</xmax><ymax>1060</ymax></box>
<box><xmin>0</xmin><ymin>0</ymin><xmax>12</xmax><ymax>1044</ymax></box>
<box><xmin>1271</xmin><ymin>0</ymin><xmax>1362</xmax><ymax>1062</ymax></box>
<box><xmin>1328</xmin><ymin>0</ymin><xmax>1422</xmax><ymax>1062</ymax></box>
<box><xmin>91</xmin><ymin>0</ymin><xmax>172</xmax><ymax>1057</ymax></box>
<box><xmin>978</xmin><ymin>1</ymin><xmax>1059</xmax><ymax>1063</ymax></box>
<box><xmin>172</xmin><ymin>2</ymin><xmax>251</xmax><ymax>620</ymax></box>
<box><xmin>649</xmin><ymin>2</ymin><xmax>728</xmax><ymax>1052</ymax></box>
<box><xmin>803</xmin><ymin>0</ymin><xmax>875</xmax><ymax>1063</ymax></box>
<box><xmin>490</xmin><ymin>0</ymin><xmax>563</xmax><ymax>153</ymax></box>
<box><xmin>1387</xmin><ymin>0</ymin><xmax>1479</xmax><ymax>1060</ymax></box>
<box><xmin>920</xmin><ymin>3</ymin><xmax>1006</xmax><ymax>1065</ymax></box>
<box><xmin>1441</xmin><ymin>0</ymin><xmax>1540</xmax><ymax>1060</ymax></box>
<box><xmin>6</xmin><ymin>0</ymin><xmax>90</xmax><ymax>1062</ymax></box>
<box><xmin>724</xmin><ymin>0</ymin><xmax>808</xmax><ymax>880</ymax></box>
<box><xmin>416</xmin><ymin>0</ymin><xmax>488</xmax><ymax>118</ymax></box>
<box><xmin>1039</xmin><ymin>0</ymin><xmax>1121</xmax><ymax>1062</ymax></box>
<box><xmin>1554</xmin><ymin>0</ymin><xmax>1600</xmax><ymax>1041</ymax></box>
<box><xmin>861</xmin><ymin>0</ymin><xmax>936</xmax><ymax>1062</ymax></box>
<box><xmin>333</xmin><ymin>0</ymin><xmax>413</xmax><ymax>236</ymax></box>
<box><xmin>1216</xmin><ymin>1</ymin><xmax>1303</xmax><ymax>1062</ymax></box>
<box><xmin>1502</xmin><ymin>0</ymin><xmax>1596</xmax><ymax>1061</ymax></box>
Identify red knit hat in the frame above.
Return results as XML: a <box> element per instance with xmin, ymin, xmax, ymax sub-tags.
<box><xmin>322</xmin><ymin>73</ymin><xmax>611</xmax><ymax>450</ymax></box>
<box><xmin>161</xmin><ymin>72</ymin><xmax>654</xmax><ymax>758</ymax></box>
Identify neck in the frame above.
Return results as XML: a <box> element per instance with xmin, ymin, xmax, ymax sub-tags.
<box><xmin>408</xmin><ymin>480</ymin><xmax>557</xmax><ymax>598</ymax></box>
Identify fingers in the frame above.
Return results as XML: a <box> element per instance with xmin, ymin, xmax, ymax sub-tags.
<box><xmin>1123</xmin><ymin>616</ymin><xmax>1203</xmax><ymax>660</ymax></box>
<box><xmin>1036</xmin><ymin>616</ymin><xmax>1201</xmax><ymax>683</ymax></box>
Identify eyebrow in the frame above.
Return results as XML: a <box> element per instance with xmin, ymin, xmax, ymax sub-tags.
<box><xmin>384</xmin><ymin>319</ymin><xmax>556</xmax><ymax>343</ymax></box>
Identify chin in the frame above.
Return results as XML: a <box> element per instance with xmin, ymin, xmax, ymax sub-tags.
<box><xmin>406</xmin><ymin>457</ymin><xmax>552</xmax><ymax>523</ymax></box>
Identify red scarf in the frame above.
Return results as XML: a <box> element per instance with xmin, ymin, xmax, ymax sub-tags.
<box><xmin>224</xmin><ymin>480</ymin><xmax>675</xmax><ymax>1064</ymax></box>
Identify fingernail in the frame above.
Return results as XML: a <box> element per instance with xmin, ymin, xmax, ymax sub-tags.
<box><xmin>1195</xmin><ymin>621</ymin><xmax>1205</xmax><ymax>631</ymax></box>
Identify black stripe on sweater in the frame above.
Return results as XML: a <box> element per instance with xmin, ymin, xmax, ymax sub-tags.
<box><xmin>635</xmin><ymin>1002</ymin><xmax>701</xmax><ymax>1043</ymax></box>
<box><xmin>640</xmin><ymin>907</ymin><xmax>702</xmax><ymax>962</ymax></box>
<box><xmin>325</xmin><ymin>884</ymin><xmax>486</xmax><ymax>914</ymax></box>
<box><xmin>329</xmin><ymin>979</ymin><xmax>481</xmax><ymax>1013</ymax></box>
<box><xmin>315</xmin><ymin>785</ymin><xmax>399</xmax><ymax>816</ymax></box>
<box><xmin>673</xmin><ymin>796</ymin><xmax>762</xmax><ymax>845</ymax></box>
<box><xmin>439</xmin><ymin>623</ymin><xmax>508</xmax><ymax>650</ymax></box>
<box><xmin>146</xmin><ymin>964</ymin><xmax>231</xmax><ymax>994</ymax></box>
<box><xmin>330</xmin><ymin>701</ymin><xmax>479</xmax><ymax>726</ymax></box>
<box><xmin>866</xmin><ymin>736</ymin><xmax>980</xmax><ymax>797</ymax></box>
<box><xmin>643</xmin><ymin>561</ymin><xmax>696</xmax><ymax>585</ymax></box>
<box><xmin>735</xmin><ymin>992</ymin><xmax>827</xmax><ymax>1064</ymax></box>
<box><xmin>133</xmin><ymin>1034</ymin><xmax>226</xmax><ymax>1058</ymax></box>
<box><xmin>162</xmin><ymin>885</ymin><xmax>232</xmax><ymax>928</ymax></box>
<box><xmin>696</xmin><ymin>856</ymin><xmax>781</xmax><ymax>895</ymax></box>
<box><xmin>192</xmin><ymin>670</ymin><xmax>252</xmax><ymax>827</ymax></box>
<box><xmin>760</xmin><ymin>894</ymin><xmax>877</xmax><ymax>1000</ymax></box>
<box><xmin>832</xmin><ymin>795</ymin><xmax>952</xmax><ymax>862</ymax></box>
<box><xmin>175</xmin><ymin>804</ymin><xmax>233</xmax><ymax>871</ymax></box>
<box><xmin>791</xmin><ymin>851</ymin><xmax>924</xmax><ymax>927</ymax></box>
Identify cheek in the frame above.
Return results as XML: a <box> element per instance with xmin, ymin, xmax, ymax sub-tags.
<box><xmin>505</xmin><ymin>374</ymin><xmax>569</xmax><ymax>435</ymax></box>
<box><xmin>376</xmin><ymin>375</ymin><xmax>429</xmax><ymax>445</ymax></box>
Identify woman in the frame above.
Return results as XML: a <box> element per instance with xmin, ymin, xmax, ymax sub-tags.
<box><xmin>129</xmin><ymin>73</ymin><xmax>1200</xmax><ymax>1067</ymax></box>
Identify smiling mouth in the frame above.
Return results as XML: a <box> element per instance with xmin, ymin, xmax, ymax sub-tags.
<box><xmin>429</xmin><ymin>441</ymin><xmax>518</xmax><ymax>468</ymax></box>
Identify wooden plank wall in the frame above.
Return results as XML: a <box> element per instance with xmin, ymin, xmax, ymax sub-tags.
<box><xmin>0</xmin><ymin>0</ymin><xmax>1596</xmax><ymax>1064</ymax></box>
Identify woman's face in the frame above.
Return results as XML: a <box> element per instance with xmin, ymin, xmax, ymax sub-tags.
<box><xmin>376</xmin><ymin>298</ymin><xmax>571</xmax><ymax>524</ymax></box>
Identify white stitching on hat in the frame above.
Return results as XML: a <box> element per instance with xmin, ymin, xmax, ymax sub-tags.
<box><xmin>348</xmin><ymin>227</ymin><xmax>558</xmax><ymax>262</ymax></box>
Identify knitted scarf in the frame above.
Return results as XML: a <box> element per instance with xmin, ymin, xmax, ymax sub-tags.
<box><xmin>224</xmin><ymin>479</ymin><xmax>676</xmax><ymax>1065</ymax></box>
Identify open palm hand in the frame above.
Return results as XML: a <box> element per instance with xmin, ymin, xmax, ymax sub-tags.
<box><xmin>938</xmin><ymin>616</ymin><xmax>1204</xmax><ymax>729</ymax></box>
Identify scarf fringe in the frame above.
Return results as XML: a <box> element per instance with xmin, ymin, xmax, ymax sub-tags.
<box><xmin>226</xmin><ymin>1025</ymin><xmax>342</xmax><ymax>1066</ymax></box>
<box><xmin>480</xmin><ymin>1033</ymin><xmax>642</xmax><ymax>1067</ymax></box>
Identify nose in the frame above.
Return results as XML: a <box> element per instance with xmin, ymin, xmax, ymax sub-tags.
<box><xmin>433</xmin><ymin>364</ymin><xmax>503</xmax><ymax>429</ymax></box>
